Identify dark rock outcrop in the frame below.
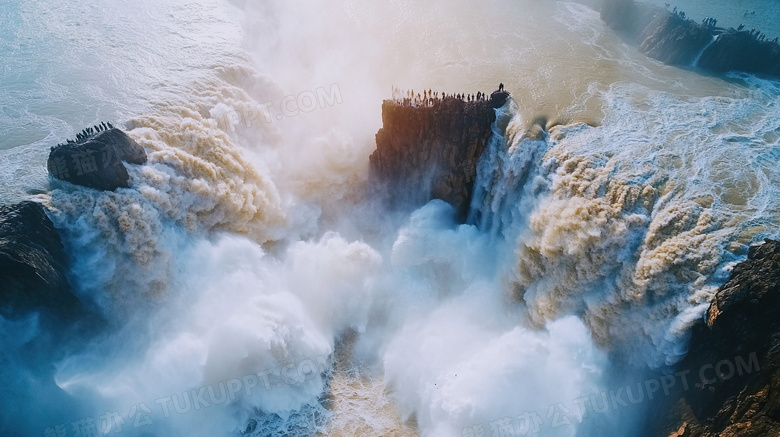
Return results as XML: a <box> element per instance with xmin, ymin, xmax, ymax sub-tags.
<box><xmin>600</xmin><ymin>0</ymin><xmax>780</xmax><ymax>78</ymax></box>
<box><xmin>698</xmin><ymin>32</ymin><xmax>780</xmax><ymax>76</ymax></box>
<box><xmin>0</xmin><ymin>201</ymin><xmax>81</xmax><ymax>320</ymax></box>
<box><xmin>667</xmin><ymin>239</ymin><xmax>780</xmax><ymax>436</ymax></box>
<box><xmin>490</xmin><ymin>90</ymin><xmax>510</xmax><ymax>109</ymax></box>
<box><xmin>369</xmin><ymin>96</ymin><xmax>497</xmax><ymax>220</ymax></box>
<box><xmin>638</xmin><ymin>11</ymin><xmax>712</xmax><ymax>66</ymax></box>
<box><xmin>47</xmin><ymin>124</ymin><xmax>147</xmax><ymax>191</ymax></box>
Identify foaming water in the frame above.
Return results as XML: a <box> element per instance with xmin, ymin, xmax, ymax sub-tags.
<box><xmin>2</xmin><ymin>0</ymin><xmax>780</xmax><ymax>436</ymax></box>
<box><xmin>467</xmin><ymin>77</ymin><xmax>780</xmax><ymax>369</ymax></box>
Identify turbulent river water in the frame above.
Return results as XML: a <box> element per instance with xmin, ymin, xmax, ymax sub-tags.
<box><xmin>2</xmin><ymin>0</ymin><xmax>780</xmax><ymax>436</ymax></box>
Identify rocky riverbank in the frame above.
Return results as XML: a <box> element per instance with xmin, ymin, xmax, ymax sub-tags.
<box><xmin>665</xmin><ymin>239</ymin><xmax>780</xmax><ymax>436</ymax></box>
<box><xmin>601</xmin><ymin>0</ymin><xmax>780</xmax><ymax>78</ymax></box>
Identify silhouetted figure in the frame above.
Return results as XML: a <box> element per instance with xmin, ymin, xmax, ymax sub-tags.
<box><xmin>499</xmin><ymin>83</ymin><xmax>504</xmax><ymax>92</ymax></box>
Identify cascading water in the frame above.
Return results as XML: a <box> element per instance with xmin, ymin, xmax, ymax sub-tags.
<box><xmin>2</xmin><ymin>0</ymin><xmax>780</xmax><ymax>436</ymax></box>
<box><xmin>691</xmin><ymin>35</ymin><xmax>718</xmax><ymax>68</ymax></box>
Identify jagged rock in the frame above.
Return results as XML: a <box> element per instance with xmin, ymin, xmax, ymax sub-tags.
<box><xmin>47</xmin><ymin>125</ymin><xmax>147</xmax><ymax>191</ymax></box>
<box><xmin>666</xmin><ymin>239</ymin><xmax>780</xmax><ymax>436</ymax></box>
<box><xmin>369</xmin><ymin>96</ymin><xmax>496</xmax><ymax>220</ymax></box>
<box><xmin>0</xmin><ymin>201</ymin><xmax>81</xmax><ymax>320</ymax></box>
<box><xmin>600</xmin><ymin>0</ymin><xmax>780</xmax><ymax>78</ymax></box>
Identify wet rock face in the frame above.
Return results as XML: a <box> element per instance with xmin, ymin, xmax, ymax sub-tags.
<box><xmin>669</xmin><ymin>239</ymin><xmax>780</xmax><ymax>436</ymax></box>
<box><xmin>698</xmin><ymin>32</ymin><xmax>780</xmax><ymax>76</ymax></box>
<box><xmin>0</xmin><ymin>201</ymin><xmax>81</xmax><ymax>320</ymax></box>
<box><xmin>369</xmin><ymin>97</ymin><xmax>496</xmax><ymax>220</ymax></box>
<box><xmin>601</xmin><ymin>0</ymin><xmax>780</xmax><ymax>78</ymax></box>
<box><xmin>47</xmin><ymin>124</ymin><xmax>147</xmax><ymax>191</ymax></box>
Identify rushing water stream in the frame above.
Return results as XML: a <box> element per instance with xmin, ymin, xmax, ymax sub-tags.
<box><xmin>2</xmin><ymin>1</ymin><xmax>780</xmax><ymax>436</ymax></box>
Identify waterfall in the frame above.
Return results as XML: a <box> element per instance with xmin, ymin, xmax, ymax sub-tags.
<box><xmin>467</xmin><ymin>101</ymin><xmax>551</xmax><ymax>241</ymax></box>
<box><xmin>692</xmin><ymin>34</ymin><xmax>719</xmax><ymax>68</ymax></box>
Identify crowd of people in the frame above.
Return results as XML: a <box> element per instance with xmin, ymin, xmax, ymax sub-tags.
<box><xmin>391</xmin><ymin>84</ymin><xmax>504</xmax><ymax>107</ymax></box>
<box><xmin>666</xmin><ymin>5</ymin><xmax>778</xmax><ymax>44</ymax></box>
<box><xmin>735</xmin><ymin>24</ymin><xmax>777</xmax><ymax>43</ymax></box>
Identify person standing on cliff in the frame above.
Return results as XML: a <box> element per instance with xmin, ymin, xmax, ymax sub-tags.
<box><xmin>499</xmin><ymin>83</ymin><xmax>504</xmax><ymax>92</ymax></box>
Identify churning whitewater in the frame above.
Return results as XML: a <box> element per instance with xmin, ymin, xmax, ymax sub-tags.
<box><xmin>1</xmin><ymin>0</ymin><xmax>780</xmax><ymax>436</ymax></box>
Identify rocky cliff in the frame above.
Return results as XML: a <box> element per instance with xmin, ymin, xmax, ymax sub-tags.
<box><xmin>0</xmin><ymin>201</ymin><xmax>81</xmax><ymax>321</ymax></box>
<box><xmin>666</xmin><ymin>239</ymin><xmax>780</xmax><ymax>436</ymax></box>
<box><xmin>369</xmin><ymin>95</ymin><xmax>498</xmax><ymax>220</ymax></box>
<box><xmin>47</xmin><ymin>123</ymin><xmax>147</xmax><ymax>191</ymax></box>
<box><xmin>601</xmin><ymin>0</ymin><xmax>780</xmax><ymax>78</ymax></box>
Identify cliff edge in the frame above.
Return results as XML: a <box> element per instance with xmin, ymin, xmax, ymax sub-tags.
<box><xmin>601</xmin><ymin>0</ymin><xmax>780</xmax><ymax>78</ymax></box>
<box><xmin>668</xmin><ymin>239</ymin><xmax>780</xmax><ymax>436</ymax></box>
<box><xmin>369</xmin><ymin>94</ymin><xmax>498</xmax><ymax>220</ymax></box>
